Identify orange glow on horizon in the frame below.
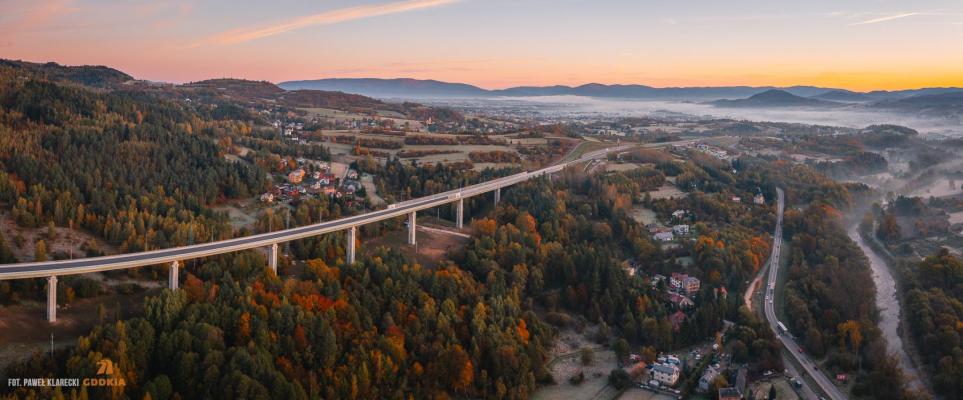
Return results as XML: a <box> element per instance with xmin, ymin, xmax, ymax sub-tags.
<box><xmin>3</xmin><ymin>1</ymin><xmax>961</xmax><ymax>93</ymax></box>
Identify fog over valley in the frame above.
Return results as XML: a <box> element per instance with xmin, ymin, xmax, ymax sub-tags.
<box><xmin>423</xmin><ymin>95</ymin><xmax>963</xmax><ymax>138</ymax></box>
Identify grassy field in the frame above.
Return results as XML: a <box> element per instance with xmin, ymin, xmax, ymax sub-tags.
<box><xmin>605</xmin><ymin>162</ymin><xmax>644</xmax><ymax>172</ymax></box>
<box><xmin>533</xmin><ymin>326</ymin><xmax>625</xmax><ymax>400</ymax></box>
<box><xmin>302</xmin><ymin>108</ymin><xmax>422</xmax><ymax>129</ymax></box>
<box><xmin>629</xmin><ymin>206</ymin><xmax>658</xmax><ymax>225</ymax></box>
<box><xmin>648</xmin><ymin>183</ymin><xmax>686</xmax><ymax>199</ymax></box>
<box><xmin>749</xmin><ymin>379</ymin><xmax>800</xmax><ymax>400</ymax></box>
<box><xmin>318</xmin><ymin>130</ymin><xmax>523</xmax><ymax>167</ymax></box>
<box><xmin>212</xmin><ymin>202</ymin><xmax>259</xmax><ymax>230</ymax></box>
<box><xmin>0</xmin><ymin>212</ymin><xmax>117</xmax><ymax>262</ymax></box>
<box><xmin>358</xmin><ymin>218</ymin><xmax>469</xmax><ymax>268</ymax></box>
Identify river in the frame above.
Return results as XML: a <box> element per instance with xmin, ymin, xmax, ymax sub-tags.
<box><xmin>847</xmin><ymin>226</ymin><xmax>926</xmax><ymax>392</ymax></box>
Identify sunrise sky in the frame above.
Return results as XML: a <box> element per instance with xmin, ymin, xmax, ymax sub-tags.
<box><xmin>2</xmin><ymin>0</ymin><xmax>962</xmax><ymax>91</ymax></box>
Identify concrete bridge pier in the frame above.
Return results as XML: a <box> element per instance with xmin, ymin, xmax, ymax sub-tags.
<box><xmin>456</xmin><ymin>198</ymin><xmax>464</xmax><ymax>229</ymax></box>
<box><xmin>268</xmin><ymin>243</ymin><xmax>279</xmax><ymax>274</ymax></box>
<box><xmin>169</xmin><ymin>260</ymin><xmax>179</xmax><ymax>290</ymax></box>
<box><xmin>346</xmin><ymin>226</ymin><xmax>356</xmax><ymax>264</ymax></box>
<box><xmin>408</xmin><ymin>212</ymin><xmax>417</xmax><ymax>245</ymax></box>
<box><xmin>47</xmin><ymin>276</ymin><xmax>57</xmax><ymax>323</ymax></box>
<box><xmin>494</xmin><ymin>188</ymin><xmax>501</xmax><ymax>206</ymax></box>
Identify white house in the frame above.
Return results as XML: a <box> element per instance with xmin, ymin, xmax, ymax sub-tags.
<box><xmin>671</xmin><ymin>272</ymin><xmax>701</xmax><ymax>296</ymax></box>
<box><xmin>653</xmin><ymin>231</ymin><xmax>674</xmax><ymax>242</ymax></box>
<box><xmin>652</xmin><ymin>363</ymin><xmax>680</xmax><ymax>386</ymax></box>
<box><xmin>673</xmin><ymin>224</ymin><xmax>690</xmax><ymax>236</ymax></box>
<box><xmin>672</xmin><ymin>210</ymin><xmax>687</xmax><ymax>219</ymax></box>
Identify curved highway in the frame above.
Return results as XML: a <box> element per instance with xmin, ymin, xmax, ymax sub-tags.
<box><xmin>0</xmin><ymin>143</ymin><xmax>639</xmax><ymax>280</ymax></box>
<box><xmin>764</xmin><ymin>188</ymin><xmax>848</xmax><ymax>400</ymax></box>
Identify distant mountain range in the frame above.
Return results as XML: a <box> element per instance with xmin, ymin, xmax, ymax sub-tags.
<box><xmin>278</xmin><ymin>77</ymin><xmax>963</xmax><ymax>102</ymax></box>
<box><xmin>278</xmin><ymin>78</ymin><xmax>963</xmax><ymax>118</ymax></box>
<box><xmin>278</xmin><ymin>78</ymin><xmax>842</xmax><ymax>100</ymax></box>
<box><xmin>708</xmin><ymin>89</ymin><xmax>963</xmax><ymax>118</ymax></box>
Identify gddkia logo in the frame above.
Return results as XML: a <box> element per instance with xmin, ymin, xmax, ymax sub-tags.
<box><xmin>96</xmin><ymin>359</ymin><xmax>114</xmax><ymax>375</ymax></box>
<box><xmin>83</xmin><ymin>358</ymin><xmax>126</xmax><ymax>387</ymax></box>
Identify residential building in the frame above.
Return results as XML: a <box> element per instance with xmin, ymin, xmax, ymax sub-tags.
<box><xmin>753</xmin><ymin>193</ymin><xmax>765</xmax><ymax>205</ymax></box>
<box><xmin>672</xmin><ymin>224</ymin><xmax>690</xmax><ymax>236</ymax></box>
<box><xmin>719</xmin><ymin>387</ymin><xmax>741</xmax><ymax>400</ymax></box>
<box><xmin>317</xmin><ymin>173</ymin><xmax>336</xmax><ymax>186</ymax></box>
<box><xmin>683</xmin><ymin>275</ymin><xmax>701</xmax><ymax>295</ymax></box>
<box><xmin>342</xmin><ymin>180</ymin><xmax>362</xmax><ymax>193</ymax></box>
<box><xmin>669</xmin><ymin>272</ymin><xmax>684</xmax><ymax>290</ymax></box>
<box><xmin>671</xmin><ymin>272</ymin><xmax>701</xmax><ymax>296</ymax></box>
<box><xmin>652</xmin><ymin>363</ymin><xmax>680</xmax><ymax>386</ymax></box>
<box><xmin>288</xmin><ymin>169</ymin><xmax>305</xmax><ymax>184</ymax></box>
<box><xmin>672</xmin><ymin>209</ymin><xmax>686</xmax><ymax>219</ymax></box>
<box><xmin>653</xmin><ymin>231</ymin><xmax>674</xmax><ymax>241</ymax></box>
<box><xmin>731</xmin><ymin>196</ymin><xmax>742</xmax><ymax>203</ymax></box>
<box><xmin>259</xmin><ymin>193</ymin><xmax>274</xmax><ymax>203</ymax></box>
<box><xmin>698</xmin><ymin>366</ymin><xmax>720</xmax><ymax>393</ymax></box>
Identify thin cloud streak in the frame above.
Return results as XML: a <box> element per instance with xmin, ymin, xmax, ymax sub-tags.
<box><xmin>190</xmin><ymin>0</ymin><xmax>459</xmax><ymax>47</ymax></box>
<box><xmin>0</xmin><ymin>0</ymin><xmax>76</xmax><ymax>35</ymax></box>
<box><xmin>851</xmin><ymin>12</ymin><xmax>920</xmax><ymax>25</ymax></box>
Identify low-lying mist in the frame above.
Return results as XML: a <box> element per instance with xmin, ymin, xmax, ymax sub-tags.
<box><xmin>438</xmin><ymin>95</ymin><xmax>963</xmax><ymax>137</ymax></box>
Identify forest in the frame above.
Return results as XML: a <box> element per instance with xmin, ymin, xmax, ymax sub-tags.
<box><xmin>2</xmin><ymin>151</ymin><xmax>792</xmax><ymax>399</ymax></box>
<box><xmin>903</xmin><ymin>250</ymin><xmax>963</xmax><ymax>398</ymax></box>
<box><xmin>0</xmin><ymin>64</ymin><xmax>276</xmax><ymax>304</ymax></box>
<box><xmin>745</xmin><ymin>158</ymin><xmax>917</xmax><ymax>400</ymax></box>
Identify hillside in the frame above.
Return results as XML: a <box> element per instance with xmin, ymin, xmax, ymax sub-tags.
<box><xmin>279</xmin><ymin>78</ymin><xmax>490</xmax><ymax>98</ymax></box>
<box><xmin>712</xmin><ymin>89</ymin><xmax>842</xmax><ymax>108</ymax></box>
<box><xmin>184</xmin><ymin>78</ymin><xmax>285</xmax><ymax>100</ymax></box>
<box><xmin>811</xmin><ymin>89</ymin><xmax>874</xmax><ymax>102</ymax></box>
<box><xmin>0</xmin><ymin>59</ymin><xmax>133</xmax><ymax>88</ymax></box>
<box><xmin>0</xmin><ymin>60</ymin><xmax>463</xmax><ymax>123</ymax></box>
<box><xmin>869</xmin><ymin>91</ymin><xmax>963</xmax><ymax>118</ymax></box>
<box><xmin>0</xmin><ymin>61</ymin><xmax>269</xmax><ymax>259</ymax></box>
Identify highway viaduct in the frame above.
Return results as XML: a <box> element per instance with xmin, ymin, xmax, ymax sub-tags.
<box><xmin>0</xmin><ymin>144</ymin><xmax>645</xmax><ymax>323</ymax></box>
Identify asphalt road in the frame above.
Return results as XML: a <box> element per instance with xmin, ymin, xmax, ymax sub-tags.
<box><xmin>763</xmin><ymin>188</ymin><xmax>848</xmax><ymax>400</ymax></box>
